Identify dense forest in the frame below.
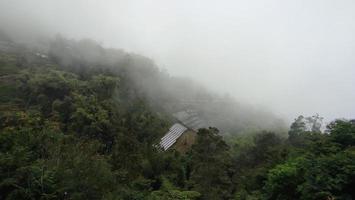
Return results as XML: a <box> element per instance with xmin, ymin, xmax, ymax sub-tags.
<box><xmin>0</xmin><ymin>34</ymin><xmax>354</xmax><ymax>200</ymax></box>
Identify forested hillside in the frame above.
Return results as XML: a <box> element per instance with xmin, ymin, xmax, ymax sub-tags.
<box><xmin>0</xmin><ymin>35</ymin><xmax>354</xmax><ymax>200</ymax></box>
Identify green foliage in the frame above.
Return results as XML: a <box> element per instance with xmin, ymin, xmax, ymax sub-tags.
<box><xmin>0</xmin><ymin>54</ymin><xmax>21</xmax><ymax>76</ymax></box>
<box><xmin>50</xmin><ymin>140</ymin><xmax>115</xmax><ymax>200</ymax></box>
<box><xmin>288</xmin><ymin>115</ymin><xmax>306</xmax><ymax>144</ymax></box>
<box><xmin>300</xmin><ymin>148</ymin><xmax>355</xmax><ymax>199</ymax></box>
<box><xmin>188</xmin><ymin>128</ymin><xmax>234</xmax><ymax>200</ymax></box>
<box><xmin>263</xmin><ymin>158</ymin><xmax>305</xmax><ymax>200</ymax></box>
<box><xmin>0</xmin><ymin>49</ymin><xmax>170</xmax><ymax>199</ymax></box>
<box><xmin>262</xmin><ymin>119</ymin><xmax>355</xmax><ymax>200</ymax></box>
<box><xmin>148</xmin><ymin>178</ymin><xmax>201</xmax><ymax>200</ymax></box>
<box><xmin>149</xmin><ymin>190</ymin><xmax>201</xmax><ymax>200</ymax></box>
<box><xmin>0</xmin><ymin>84</ymin><xmax>18</xmax><ymax>103</ymax></box>
<box><xmin>1</xmin><ymin>39</ymin><xmax>355</xmax><ymax>200</ymax></box>
<box><xmin>0</xmin><ymin>120</ymin><xmax>62</xmax><ymax>199</ymax></box>
<box><xmin>328</xmin><ymin>120</ymin><xmax>355</xmax><ymax>147</ymax></box>
<box><xmin>231</xmin><ymin>132</ymin><xmax>287</xmax><ymax>199</ymax></box>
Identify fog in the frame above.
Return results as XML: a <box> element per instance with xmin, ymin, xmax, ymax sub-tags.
<box><xmin>1</xmin><ymin>0</ymin><xmax>355</xmax><ymax>122</ymax></box>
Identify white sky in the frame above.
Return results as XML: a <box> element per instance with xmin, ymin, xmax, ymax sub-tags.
<box><xmin>1</xmin><ymin>0</ymin><xmax>355</xmax><ymax>122</ymax></box>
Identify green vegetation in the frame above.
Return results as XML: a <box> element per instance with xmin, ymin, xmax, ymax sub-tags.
<box><xmin>0</xmin><ymin>38</ymin><xmax>354</xmax><ymax>199</ymax></box>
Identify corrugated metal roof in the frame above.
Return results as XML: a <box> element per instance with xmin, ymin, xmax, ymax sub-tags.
<box><xmin>159</xmin><ymin>123</ymin><xmax>187</xmax><ymax>151</ymax></box>
<box><xmin>173</xmin><ymin>110</ymin><xmax>205</xmax><ymax>131</ymax></box>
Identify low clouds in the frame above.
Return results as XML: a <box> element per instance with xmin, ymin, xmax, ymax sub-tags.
<box><xmin>1</xmin><ymin>0</ymin><xmax>354</xmax><ymax>122</ymax></box>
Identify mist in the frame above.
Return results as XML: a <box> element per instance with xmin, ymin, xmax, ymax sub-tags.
<box><xmin>1</xmin><ymin>0</ymin><xmax>355</xmax><ymax>122</ymax></box>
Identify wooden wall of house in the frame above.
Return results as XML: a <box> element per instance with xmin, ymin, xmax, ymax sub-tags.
<box><xmin>173</xmin><ymin>130</ymin><xmax>197</xmax><ymax>153</ymax></box>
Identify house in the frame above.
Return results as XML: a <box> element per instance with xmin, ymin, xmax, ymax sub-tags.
<box><xmin>159</xmin><ymin>123</ymin><xmax>197</xmax><ymax>153</ymax></box>
<box><xmin>158</xmin><ymin>109</ymin><xmax>205</xmax><ymax>153</ymax></box>
<box><xmin>173</xmin><ymin>109</ymin><xmax>206</xmax><ymax>131</ymax></box>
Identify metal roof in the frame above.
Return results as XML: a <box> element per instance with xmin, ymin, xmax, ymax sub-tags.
<box><xmin>173</xmin><ymin>110</ymin><xmax>205</xmax><ymax>131</ymax></box>
<box><xmin>159</xmin><ymin>123</ymin><xmax>187</xmax><ymax>151</ymax></box>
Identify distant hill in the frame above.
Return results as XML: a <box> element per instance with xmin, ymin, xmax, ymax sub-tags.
<box><xmin>1</xmin><ymin>32</ymin><xmax>354</xmax><ymax>200</ymax></box>
<box><xmin>47</xmin><ymin>36</ymin><xmax>286</xmax><ymax>135</ymax></box>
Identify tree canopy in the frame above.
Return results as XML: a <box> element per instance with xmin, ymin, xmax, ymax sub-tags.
<box><xmin>0</xmin><ymin>37</ymin><xmax>354</xmax><ymax>199</ymax></box>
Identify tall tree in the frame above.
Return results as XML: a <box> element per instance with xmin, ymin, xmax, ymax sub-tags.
<box><xmin>188</xmin><ymin>128</ymin><xmax>234</xmax><ymax>200</ymax></box>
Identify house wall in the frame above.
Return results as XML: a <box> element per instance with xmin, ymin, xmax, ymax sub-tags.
<box><xmin>173</xmin><ymin>130</ymin><xmax>197</xmax><ymax>153</ymax></box>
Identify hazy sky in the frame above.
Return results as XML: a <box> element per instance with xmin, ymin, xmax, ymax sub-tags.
<box><xmin>1</xmin><ymin>0</ymin><xmax>354</xmax><ymax>122</ymax></box>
